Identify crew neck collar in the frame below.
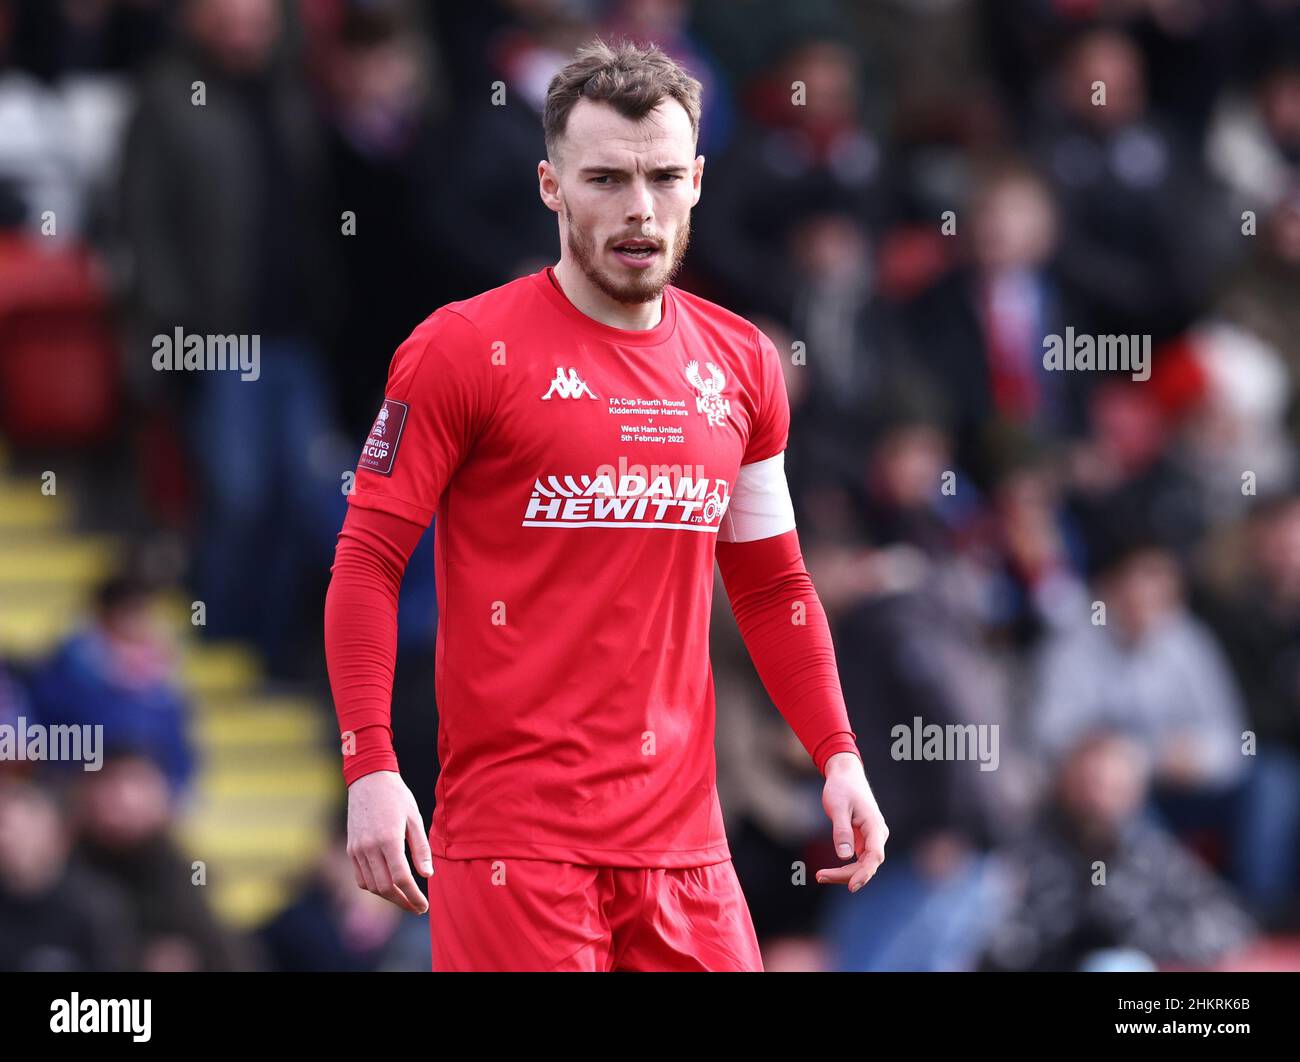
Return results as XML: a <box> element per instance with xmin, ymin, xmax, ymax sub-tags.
<box><xmin>532</xmin><ymin>265</ymin><xmax>678</xmax><ymax>346</ymax></box>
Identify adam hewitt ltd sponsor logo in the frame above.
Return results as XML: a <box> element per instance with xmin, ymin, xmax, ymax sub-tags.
<box><xmin>524</xmin><ymin>460</ymin><xmax>729</xmax><ymax>530</ymax></box>
<box><xmin>152</xmin><ymin>327</ymin><xmax>260</xmax><ymax>381</ymax></box>
<box><xmin>0</xmin><ymin>717</ymin><xmax>102</xmax><ymax>770</ymax></box>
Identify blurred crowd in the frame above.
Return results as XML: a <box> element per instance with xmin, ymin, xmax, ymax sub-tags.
<box><xmin>2</xmin><ymin>0</ymin><xmax>1300</xmax><ymax>971</ymax></box>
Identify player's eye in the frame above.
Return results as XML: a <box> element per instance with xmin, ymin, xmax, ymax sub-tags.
<box><xmin>657</xmin><ymin>174</ymin><xmax>683</xmax><ymax>182</ymax></box>
<box><xmin>589</xmin><ymin>175</ymin><xmax>614</xmax><ymax>184</ymax></box>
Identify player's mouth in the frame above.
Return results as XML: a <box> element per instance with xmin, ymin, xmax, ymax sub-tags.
<box><xmin>611</xmin><ymin>239</ymin><xmax>661</xmax><ymax>269</ymax></box>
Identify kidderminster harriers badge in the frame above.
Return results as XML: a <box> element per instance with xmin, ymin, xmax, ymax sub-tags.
<box><xmin>359</xmin><ymin>399</ymin><xmax>408</xmax><ymax>476</ymax></box>
<box><xmin>685</xmin><ymin>361</ymin><xmax>731</xmax><ymax>426</ymax></box>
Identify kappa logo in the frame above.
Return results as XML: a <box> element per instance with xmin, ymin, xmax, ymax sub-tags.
<box><xmin>685</xmin><ymin>361</ymin><xmax>731</xmax><ymax>427</ymax></box>
<box><xmin>541</xmin><ymin>366</ymin><xmax>598</xmax><ymax>400</ymax></box>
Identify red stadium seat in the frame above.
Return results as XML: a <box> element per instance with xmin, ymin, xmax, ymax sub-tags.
<box><xmin>0</xmin><ymin>234</ymin><xmax>119</xmax><ymax>448</ymax></box>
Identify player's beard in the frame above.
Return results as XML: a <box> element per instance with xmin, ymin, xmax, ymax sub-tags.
<box><xmin>562</xmin><ymin>198</ymin><xmax>690</xmax><ymax>306</ymax></box>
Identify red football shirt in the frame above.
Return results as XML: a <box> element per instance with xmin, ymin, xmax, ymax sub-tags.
<box><xmin>348</xmin><ymin>266</ymin><xmax>799</xmax><ymax>867</ymax></box>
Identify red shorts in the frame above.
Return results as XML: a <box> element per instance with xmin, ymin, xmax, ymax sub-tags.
<box><xmin>427</xmin><ymin>853</ymin><xmax>764</xmax><ymax>972</ymax></box>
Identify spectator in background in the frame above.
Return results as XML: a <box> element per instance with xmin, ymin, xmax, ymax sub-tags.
<box><xmin>28</xmin><ymin>573</ymin><xmax>196</xmax><ymax>804</ymax></box>
<box><xmin>1028</xmin><ymin>540</ymin><xmax>1249</xmax><ymax>853</ymax></box>
<box><xmin>981</xmin><ymin>731</ymin><xmax>1254</xmax><ymax>972</ymax></box>
<box><xmin>71</xmin><ymin>750</ymin><xmax>257</xmax><ymax>970</ymax></box>
<box><xmin>319</xmin><ymin>4</ymin><xmax>446</xmax><ymax>667</ymax></box>
<box><xmin>982</xmin><ymin>0</ymin><xmax>1247</xmax><ymax>143</ymax></box>
<box><xmin>321</xmin><ymin>4</ymin><xmax>454</xmax><ymax>441</ymax></box>
<box><xmin>0</xmin><ymin>0</ymin><xmax>162</xmax><ymax>243</ymax></box>
<box><xmin>782</xmin><ymin>205</ymin><xmax>913</xmax><ymax>482</ymax></box>
<box><xmin>1064</xmin><ymin>380</ymin><xmax>1208</xmax><ymax>564</ymax></box>
<box><xmin>1205</xmin><ymin>494</ymin><xmax>1300</xmax><ymax>927</ymax></box>
<box><xmin>1034</xmin><ymin>28</ymin><xmax>1228</xmax><ymax>339</ymax></box>
<box><xmin>694</xmin><ymin>36</ymin><xmax>895</xmax><ymax>318</ymax></box>
<box><xmin>0</xmin><ymin>12</ymin><xmax>97</xmax><ymax>240</ymax></box>
<box><xmin>1207</xmin><ymin>46</ymin><xmax>1300</xmax><ymax>215</ymax></box>
<box><xmin>799</xmin><ymin>413</ymin><xmax>961</xmax><ymax>602</ymax></box>
<box><xmin>600</xmin><ymin>0</ymin><xmax>736</xmax><ymax>157</ymax></box>
<box><xmin>974</xmin><ymin>455</ymin><xmax>1091</xmax><ymax>650</ymax></box>
<box><xmin>844</xmin><ymin>414</ymin><xmax>975</xmax><ymax>555</ymax></box>
<box><xmin>0</xmin><ymin>777</ymin><xmax>137</xmax><ymax>971</ymax></box>
<box><xmin>811</xmin><ymin>419</ymin><xmax>1024</xmax><ymax>971</ymax></box>
<box><xmin>905</xmin><ymin>159</ymin><xmax>1083</xmax><ymax>489</ymax></box>
<box><xmin>258</xmin><ymin>809</ymin><xmax>428</xmax><ymax>971</ymax></box>
<box><xmin>1171</xmin><ymin>319</ymin><xmax>1294</xmax><ymax>521</ymax></box>
<box><xmin>1217</xmin><ymin>190</ymin><xmax>1300</xmax><ymax>443</ymax></box>
<box><xmin>119</xmin><ymin>0</ymin><xmax>347</xmax><ymax>677</ymax></box>
<box><xmin>432</xmin><ymin>0</ymin><xmax>589</xmax><ymax>292</ymax></box>
<box><xmin>822</xmin><ymin>560</ymin><xmax>1018</xmax><ymax>971</ymax></box>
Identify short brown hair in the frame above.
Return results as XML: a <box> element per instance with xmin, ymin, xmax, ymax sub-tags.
<box><xmin>543</xmin><ymin>37</ymin><xmax>703</xmax><ymax>162</ymax></box>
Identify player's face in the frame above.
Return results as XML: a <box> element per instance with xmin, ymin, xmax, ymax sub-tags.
<box><xmin>544</xmin><ymin>98</ymin><xmax>703</xmax><ymax>304</ymax></box>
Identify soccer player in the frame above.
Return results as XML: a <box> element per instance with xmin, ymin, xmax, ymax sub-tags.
<box><xmin>324</xmin><ymin>37</ymin><xmax>888</xmax><ymax>972</ymax></box>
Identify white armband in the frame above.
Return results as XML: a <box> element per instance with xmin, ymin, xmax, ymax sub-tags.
<box><xmin>718</xmin><ymin>451</ymin><xmax>797</xmax><ymax>542</ymax></box>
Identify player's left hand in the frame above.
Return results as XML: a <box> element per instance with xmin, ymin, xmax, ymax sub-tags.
<box><xmin>815</xmin><ymin>751</ymin><xmax>888</xmax><ymax>893</ymax></box>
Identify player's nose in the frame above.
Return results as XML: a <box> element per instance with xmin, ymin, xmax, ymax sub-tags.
<box><xmin>625</xmin><ymin>181</ymin><xmax>654</xmax><ymax>224</ymax></box>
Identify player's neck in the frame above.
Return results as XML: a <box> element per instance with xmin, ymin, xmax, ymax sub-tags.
<box><xmin>551</xmin><ymin>259</ymin><xmax>664</xmax><ymax>331</ymax></box>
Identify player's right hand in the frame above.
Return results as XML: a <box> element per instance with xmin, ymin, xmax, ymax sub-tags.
<box><xmin>346</xmin><ymin>770</ymin><xmax>432</xmax><ymax>915</ymax></box>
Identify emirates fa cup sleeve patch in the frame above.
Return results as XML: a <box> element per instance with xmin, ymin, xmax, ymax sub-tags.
<box><xmin>358</xmin><ymin>398</ymin><xmax>409</xmax><ymax>476</ymax></box>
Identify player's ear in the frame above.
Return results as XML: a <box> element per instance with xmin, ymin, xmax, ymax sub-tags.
<box><xmin>538</xmin><ymin>159</ymin><xmax>562</xmax><ymax>214</ymax></box>
<box><xmin>691</xmin><ymin>154</ymin><xmax>704</xmax><ymax>207</ymax></box>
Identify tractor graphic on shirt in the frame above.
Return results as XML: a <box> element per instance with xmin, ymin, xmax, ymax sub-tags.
<box><xmin>702</xmin><ymin>480</ymin><xmax>730</xmax><ymax>524</ymax></box>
